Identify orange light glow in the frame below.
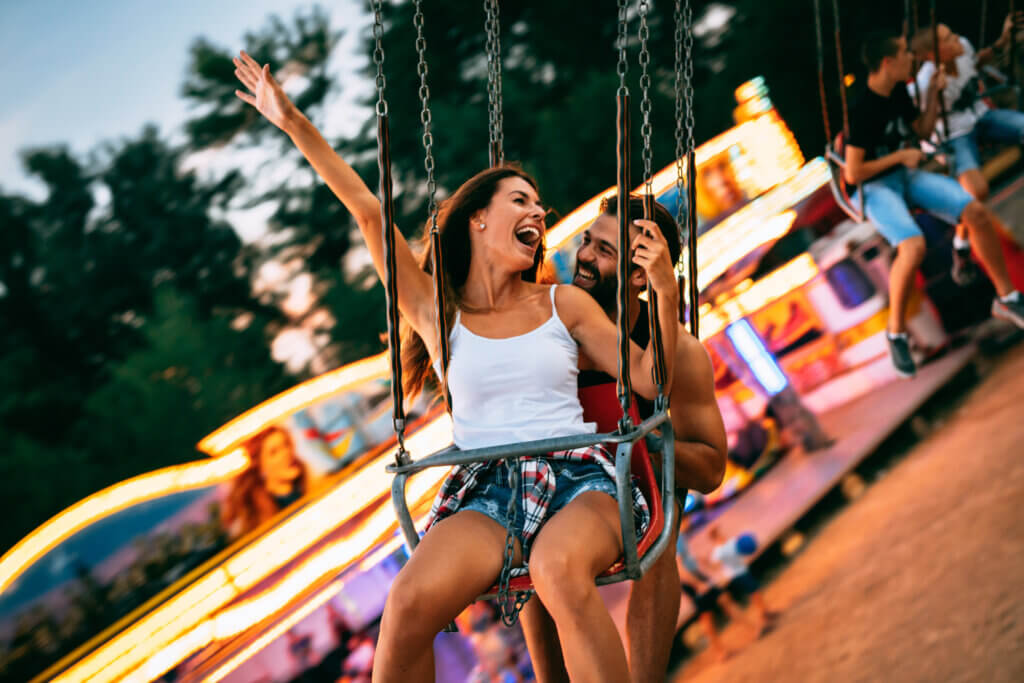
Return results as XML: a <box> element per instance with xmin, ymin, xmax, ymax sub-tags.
<box><xmin>198</xmin><ymin>352</ymin><xmax>390</xmax><ymax>455</ymax></box>
<box><xmin>0</xmin><ymin>450</ymin><xmax>247</xmax><ymax>596</ymax></box>
<box><xmin>700</xmin><ymin>254</ymin><xmax>820</xmax><ymax>339</ymax></box>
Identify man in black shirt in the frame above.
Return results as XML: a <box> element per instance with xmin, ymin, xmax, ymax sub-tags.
<box><xmin>846</xmin><ymin>31</ymin><xmax>1024</xmax><ymax>377</ymax></box>
<box><xmin>519</xmin><ymin>196</ymin><xmax>728</xmax><ymax>682</ymax></box>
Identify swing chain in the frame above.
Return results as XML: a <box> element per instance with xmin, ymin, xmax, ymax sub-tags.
<box><xmin>485</xmin><ymin>0</ymin><xmax>505</xmax><ymax>165</ymax></box>
<box><xmin>496</xmin><ymin>460</ymin><xmax>529</xmax><ymax>626</ymax></box>
<box><xmin>617</xmin><ymin>0</ymin><xmax>629</xmax><ymax>95</ymax></box>
<box><xmin>413</xmin><ymin>0</ymin><xmax>438</xmax><ymax>223</ymax></box>
<box><xmin>682</xmin><ymin>0</ymin><xmax>696</xmax><ymax>162</ymax></box>
<box><xmin>673</xmin><ymin>0</ymin><xmax>686</xmax><ymax>235</ymax></box>
<box><xmin>372</xmin><ymin>0</ymin><xmax>388</xmax><ymax>116</ymax></box>
<box><xmin>638</xmin><ymin>0</ymin><xmax>654</xmax><ymax>195</ymax></box>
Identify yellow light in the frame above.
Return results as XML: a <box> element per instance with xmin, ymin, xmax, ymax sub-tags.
<box><xmin>198</xmin><ymin>352</ymin><xmax>390</xmax><ymax>455</ymax></box>
<box><xmin>200</xmin><ymin>578</ymin><xmax>347</xmax><ymax>683</ymax></box>
<box><xmin>844</xmin><ymin>73</ymin><xmax>856</xmax><ymax>87</ymax></box>
<box><xmin>51</xmin><ymin>416</ymin><xmax>456</xmax><ymax>683</ymax></box>
<box><xmin>700</xmin><ymin>254</ymin><xmax>820</xmax><ymax>338</ymax></box>
<box><xmin>0</xmin><ymin>450</ymin><xmax>248</xmax><ymax>596</ymax></box>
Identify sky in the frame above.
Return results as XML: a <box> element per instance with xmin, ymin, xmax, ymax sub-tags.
<box><xmin>0</xmin><ymin>0</ymin><xmax>369</xmax><ymax>199</ymax></box>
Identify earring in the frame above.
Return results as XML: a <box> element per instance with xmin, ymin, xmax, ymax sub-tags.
<box><xmin>479</xmin><ymin>223</ymin><xmax>486</xmax><ymax>230</ymax></box>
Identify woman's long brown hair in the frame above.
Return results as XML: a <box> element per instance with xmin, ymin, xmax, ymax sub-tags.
<box><xmin>400</xmin><ymin>164</ymin><xmax>546</xmax><ymax>401</ymax></box>
<box><xmin>221</xmin><ymin>425</ymin><xmax>309</xmax><ymax>536</ymax></box>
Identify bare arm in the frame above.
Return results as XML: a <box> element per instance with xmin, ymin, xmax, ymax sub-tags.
<box><xmin>978</xmin><ymin>12</ymin><xmax>1022</xmax><ymax>65</ymax></box>
<box><xmin>844</xmin><ymin>145</ymin><xmax>920</xmax><ymax>185</ymax></box>
<box><xmin>563</xmin><ymin>219</ymin><xmax>680</xmax><ymax>400</ymax></box>
<box><xmin>912</xmin><ymin>67</ymin><xmax>947</xmax><ymax>140</ymax></box>
<box><xmin>668</xmin><ymin>333</ymin><xmax>728</xmax><ymax>494</ymax></box>
<box><xmin>233</xmin><ymin>52</ymin><xmax>437</xmax><ymax>352</ymax></box>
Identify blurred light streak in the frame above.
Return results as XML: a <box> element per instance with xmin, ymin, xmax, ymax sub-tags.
<box><xmin>0</xmin><ymin>450</ymin><xmax>248</xmax><ymax>595</ymax></box>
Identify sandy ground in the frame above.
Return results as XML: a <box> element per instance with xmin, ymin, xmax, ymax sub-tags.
<box><xmin>672</xmin><ymin>343</ymin><xmax>1024</xmax><ymax>683</ymax></box>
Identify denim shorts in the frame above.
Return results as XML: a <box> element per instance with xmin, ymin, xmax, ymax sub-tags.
<box><xmin>948</xmin><ymin>108</ymin><xmax>1024</xmax><ymax>176</ymax></box>
<box><xmin>853</xmin><ymin>168</ymin><xmax>974</xmax><ymax>246</ymax></box>
<box><xmin>459</xmin><ymin>459</ymin><xmax>617</xmax><ymax>553</ymax></box>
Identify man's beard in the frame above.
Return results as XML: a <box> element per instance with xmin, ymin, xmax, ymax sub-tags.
<box><xmin>575</xmin><ymin>262</ymin><xmax>619</xmax><ymax>312</ymax></box>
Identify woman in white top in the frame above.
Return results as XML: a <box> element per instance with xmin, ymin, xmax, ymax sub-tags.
<box><xmin>234</xmin><ymin>53</ymin><xmax>679</xmax><ymax>682</ymax></box>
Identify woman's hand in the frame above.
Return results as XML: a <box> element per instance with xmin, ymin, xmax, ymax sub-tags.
<box><xmin>234</xmin><ymin>51</ymin><xmax>298</xmax><ymax>133</ymax></box>
<box><xmin>630</xmin><ymin>219</ymin><xmax>677</xmax><ymax>294</ymax></box>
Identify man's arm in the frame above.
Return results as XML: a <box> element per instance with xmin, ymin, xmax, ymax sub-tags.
<box><xmin>668</xmin><ymin>332</ymin><xmax>728</xmax><ymax>494</ymax></box>
<box><xmin>844</xmin><ymin>145</ymin><xmax>919</xmax><ymax>185</ymax></box>
<box><xmin>977</xmin><ymin>12</ymin><xmax>1020</xmax><ymax>65</ymax></box>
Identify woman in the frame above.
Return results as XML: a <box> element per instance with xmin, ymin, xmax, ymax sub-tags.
<box><xmin>222</xmin><ymin>425</ymin><xmax>308</xmax><ymax>537</ymax></box>
<box><xmin>233</xmin><ymin>52</ymin><xmax>679</xmax><ymax>682</ymax></box>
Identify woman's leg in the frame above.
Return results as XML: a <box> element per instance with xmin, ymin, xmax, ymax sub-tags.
<box><xmin>374</xmin><ymin>510</ymin><xmax>517</xmax><ymax>683</ymax></box>
<box><xmin>529</xmin><ymin>491</ymin><xmax>628</xmax><ymax>683</ymax></box>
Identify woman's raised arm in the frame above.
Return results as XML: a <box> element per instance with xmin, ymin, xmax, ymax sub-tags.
<box><xmin>234</xmin><ymin>51</ymin><xmax>437</xmax><ymax>347</ymax></box>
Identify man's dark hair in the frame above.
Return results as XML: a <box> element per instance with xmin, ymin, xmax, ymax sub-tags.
<box><xmin>861</xmin><ymin>30</ymin><xmax>903</xmax><ymax>73</ymax></box>
<box><xmin>598</xmin><ymin>194</ymin><xmax>682</xmax><ymax>266</ymax></box>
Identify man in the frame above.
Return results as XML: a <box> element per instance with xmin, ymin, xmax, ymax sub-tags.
<box><xmin>911</xmin><ymin>15</ymin><xmax>1024</xmax><ymax>285</ymax></box>
<box><xmin>845</xmin><ymin>31</ymin><xmax>1024</xmax><ymax>377</ymax></box>
<box><xmin>706</xmin><ymin>526</ymin><xmax>775</xmax><ymax>639</ymax></box>
<box><xmin>519</xmin><ymin>196</ymin><xmax>728</xmax><ymax>682</ymax></box>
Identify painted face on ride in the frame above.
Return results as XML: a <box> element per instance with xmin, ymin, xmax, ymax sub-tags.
<box><xmin>936</xmin><ymin>24</ymin><xmax>964</xmax><ymax>62</ymax></box>
<box><xmin>573</xmin><ymin>214</ymin><xmax>641</xmax><ymax>309</ymax></box>
<box><xmin>475</xmin><ymin>176</ymin><xmax>546</xmax><ymax>271</ymax></box>
<box><xmin>259</xmin><ymin>430</ymin><xmax>301</xmax><ymax>486</ymax></box>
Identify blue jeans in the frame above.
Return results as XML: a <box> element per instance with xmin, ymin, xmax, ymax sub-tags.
<box><xmin>459</xmin><ymin>459</ymin><xmax>617</xmax><ymax>555</ymax></box>
<box><xmin>853</xmin><ymin>168</ymin><xmax>974</xmax><ymax>246</ymax></box>
<box><xmin>948</xmin><ymin>108</ymin><xmax>1024</xmax><ymax>176</ymax></box>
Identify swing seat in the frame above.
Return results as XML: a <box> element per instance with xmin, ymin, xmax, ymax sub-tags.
<box><xmin>491</xmin><ymin>382</ymin><xmax>666</xmax><ymax>595</ymax></box>
<box><xmin>387</xmin><ymin>385</ymin><xmax>676</xmax><ymax>594</ymax></box>
<box><xmin>825</xmin><ymin>133</ymin><xmax>866</xmax><ymax>224</ymax></box>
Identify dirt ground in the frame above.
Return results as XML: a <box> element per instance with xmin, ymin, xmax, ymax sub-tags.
<box><xmin>672</xmin><ymin>342</ymin><xmax>1024</xmax><ymax>683</ymax></box>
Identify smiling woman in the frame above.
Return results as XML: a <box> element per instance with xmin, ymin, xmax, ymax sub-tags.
<box><xmin>232</xmin><ymin>40</ymin><xmax>681</xmax><ymax>678</ymax></box>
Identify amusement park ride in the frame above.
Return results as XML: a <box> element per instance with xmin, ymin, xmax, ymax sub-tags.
<box><xmin>4</xmin><ymin>3</ymin><xmax>1024</xmax><ymax>680</ymax></box>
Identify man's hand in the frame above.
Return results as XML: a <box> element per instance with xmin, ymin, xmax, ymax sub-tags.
<box><xmin>899</xmin><ymin>148</ymin><xmax>924</xmax><ymax>169</ymax></box>
<box><xmin>630</xmin><ymin>219</ymin><xmax>676</xmax><ymax>294</ymax></box>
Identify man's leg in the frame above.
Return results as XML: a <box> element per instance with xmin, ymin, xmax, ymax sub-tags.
<box><xmin>625</xmin><ymin>523</ymin><xmax>682</xmax><ymax>682</ymax></box>
<box><xmin>906</xmin><ymin>171</ymin><xmax>1024</xmax><ymax>326</ymax></box>
<box><xmin>960</xmin><ymin>201</ymin><xmax>1016</xmax><ymax>296</ymax></box>
<box><xmin>518</xmin><ymin>598</ymin><xmax>569</xmax><ymax>683</ymax></box>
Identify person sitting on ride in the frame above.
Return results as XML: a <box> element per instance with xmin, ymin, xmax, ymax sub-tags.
<box><xmin>910</xmin><ymin>13</ymin><xmax>1024</xmax><ymax>285</ymax></box>
<box><xmin>517</xmin><ymin>196</ymin><xmax>728</xmax><ymax>683</ymax></box>
<box><xmin>232</xmin><ymin>52</ymin><xmax>680</xmax><ymax>682</ymax></box>
<box><xmin>845</xmin><ymin>31</ymin><xmax>1024</xmax><ymax>378</ymax></box>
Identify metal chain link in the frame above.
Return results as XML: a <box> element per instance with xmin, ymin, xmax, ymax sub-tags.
<box><xmin>496</xmin><ymin>461</ymin><xmax>529</xmax><ymax>626</ymax></box>
<box><xmin>673</xmin><ymin>0</ymin><xmax>686</xmax><ymax>236</ymax></box>
<box><xmin>372</xmin><ymin>0</ymin><xmax>388</xmax><ymax>116</ymax></box>
<box><xmin>617</xmin><ymin>0</ymin><xmax>629</xmax><ymax>95</ymax></box>
<box><xmin>412</xmin><ymin>0</ymin><xmax>437</xmax><ymax>223</ymax></box>
<box><xmin>484</xmin><ymin>0</ymin><xmax>505</xmax><ymax>164</ymax></box>
<box><xmin>683</xmin><ymin>0</ymin><xmax>696</xmax><ymax>165</ymax></box>
<box><xmin>638</xmin><ymin>0</ymin><xmax>654</xmax><ymax>195</ymax></box>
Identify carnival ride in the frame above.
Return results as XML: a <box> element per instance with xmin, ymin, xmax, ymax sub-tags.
<box><xmin>5</xmin><ymin>1</ymin><xmax>1024</xmax><ymax>680</ymax></box>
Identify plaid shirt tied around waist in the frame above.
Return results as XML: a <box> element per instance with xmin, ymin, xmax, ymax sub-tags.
<box><xmin>426</xmin><ymin>444</ymin><xmax>650</xmax><ymax>577</ymax></box>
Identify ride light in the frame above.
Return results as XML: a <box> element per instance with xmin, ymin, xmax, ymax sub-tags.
<box><xmin>725</xmin><ymin>319</ymin><xmax>789</xmax><ymax>396</ymax></box>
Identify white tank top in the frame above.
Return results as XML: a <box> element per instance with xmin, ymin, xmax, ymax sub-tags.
<box><xmin>433</xmin><ymin>285</ymin><xmax>596</xmax><ymax>450</ymax></box>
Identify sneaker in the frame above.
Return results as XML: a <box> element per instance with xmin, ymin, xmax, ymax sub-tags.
<box><xmin>951</xmin><ymin>247</ymin><xmax>979</xmax><ymax>286</ymax></box>
<box><xmin>886</xmin><ymin>333</ymin><xmax>917</xmax><ymax>378</ymax></box>
<box><xmin>992</xmin><ymin>292</ymin><xmax>1024</xmax><ymax>328</ymax></box>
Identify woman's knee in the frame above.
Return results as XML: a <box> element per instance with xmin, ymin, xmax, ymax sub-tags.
<box><xmin>382</xmin><ymin>567</ymin><xmax>434</xmax><ymax>635</ymax></box>
<box><xmin>530</xmin><ymin>544</ymin><xmax>594</xmax><ymax>610</ymax></box>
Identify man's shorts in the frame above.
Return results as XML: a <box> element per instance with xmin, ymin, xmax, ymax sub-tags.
<box><xmin>853</xmin><ymin>167</ymin><xmax>974</xmax><ymax>246</ymax></box>
<box><xmin>948</xmin><ymin>108</ymin><xmax>1024</xmax><ymax>176</ymax></box>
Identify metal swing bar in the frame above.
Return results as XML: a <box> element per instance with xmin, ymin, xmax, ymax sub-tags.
<box><xmin>816</xmin><ymin>0</ymin><xmax>866</xmax><ymax>223</ymax></box>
